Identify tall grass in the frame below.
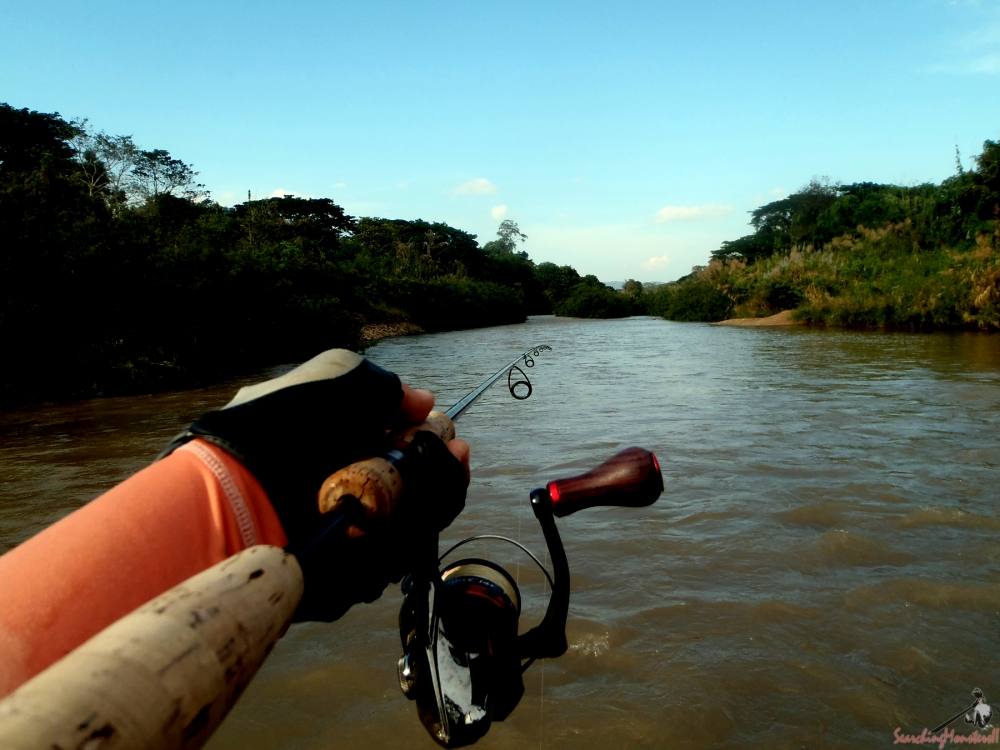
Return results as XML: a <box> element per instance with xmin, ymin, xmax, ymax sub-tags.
<box><xmin>655</xmin><ymin>223</ymin><xmax>999</xmax><ymax>330</ymax></box>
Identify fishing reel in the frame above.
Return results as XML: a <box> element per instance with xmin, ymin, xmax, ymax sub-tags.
<box><xmin>396</xmin><ymin>447</ymin><xmax>663</xmax><ymax>747</ymax></box>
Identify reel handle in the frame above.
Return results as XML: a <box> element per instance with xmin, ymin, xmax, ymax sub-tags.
<box><xmin>318</xmin><ymin>411</ymin><xmax>455</xmax><ymax>527</ymax></box>
<box><xmin>546</xmin><ymin>447</ymin><xmax>662</xmax><ymax>518</ymax></box>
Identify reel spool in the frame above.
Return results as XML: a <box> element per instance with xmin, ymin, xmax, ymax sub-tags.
<box><xmin>397</xmin><ymin>557</ymin><xmax>527</xmax><ymax>746</ymax></box>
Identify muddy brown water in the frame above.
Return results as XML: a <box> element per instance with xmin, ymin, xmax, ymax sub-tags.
<box><xmin>1</xmin><ymin>316</ymin><xmax>998</xmax><ymax>748</ymax></box>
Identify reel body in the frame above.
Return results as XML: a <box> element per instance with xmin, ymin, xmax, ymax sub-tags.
<box><xmin>398</xmin><ymin>559</ymin><xmax>524</xmax><ymax>746</ymax></box>
<box><xmin>397</xmin><ymin>447</ymin><xmax>663</xmax><ymax>747</ymax></box>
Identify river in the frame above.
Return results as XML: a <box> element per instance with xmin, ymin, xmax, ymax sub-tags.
<box><xmin>1</xmin><ymin>316</ymin><xmax>998</xmax><ymax>748</ymax></box>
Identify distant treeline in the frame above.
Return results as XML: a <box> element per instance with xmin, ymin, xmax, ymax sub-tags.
<box><xmin>647</xmin><ymin>142</ymin><xmax>1000</xmax><ymax>330</ymax></box>
<box><xmin>11</xmin><ymin>104</ymin><xmax>988</xmax><ymax>404</ymax></box>
<box><xmin>0</xmin><ymin>104</ymin><xmax>639</xmax><ymax>404</ymax></box>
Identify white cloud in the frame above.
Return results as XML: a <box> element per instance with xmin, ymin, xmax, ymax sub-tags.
<box><xmin>453</xmin><ymin>177</ymin><xmax>497</xmax><ymax>195</ymax></box>
<box><xmin>654</xmin><ymin>204</ymin><xmax>732</xmax><ymax>223</ymax></box>
<box><xmin>526</xmin><ymin>221</ymin><xmax>740</xmax><ymax>282</ymax></box>
<box><xmin>925</xmin><ymin>13</ymin><xmax>1000</xmax><ymax>74</ymax></box>
<box><xmin>529</xmin><ymin>224</ymin><xmax>677</xmax><ymax>281</ymax></box>
<box><xmin>968</xmin><ymin>52</ymin><xmax>1000</xmax><ymax>73</ymax></box>
<box><xmin>270</xmin><ymin>187</ymin><xmax>312</xmax><ymax>199</ymax></box>
<box><xmin>926</xmin><ymin>54</ymin><xmax>1000</xmax><ymax>74</ymax></box>
<box><xmin>491</xmin><ymin>204</ymin><xmax>509</xmax><ymax>220</ymax></box>
<box><xmin>961</xmin><ymin>23</ymin><xmax>1000</xmax><ymax>48</ymax></box>
<box><xmin>642</xmin><ymin>255</ymin><xmax>671</xmax><ymax>270</ymax></box>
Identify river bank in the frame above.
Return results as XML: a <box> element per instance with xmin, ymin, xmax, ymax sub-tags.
<box><xmin>359</xmin><ymin>321</ymin><xmax>425</xmax><ymax>347</ymax></box>
<box><xmin>714</xmin><ymin>309</ymin><xmax>801</xmax><ymax>327</ymax></box>
<box><xmin>2</xmin><ymin>319</ymin><xmax>432</xmax><ymax>409</ymax></box>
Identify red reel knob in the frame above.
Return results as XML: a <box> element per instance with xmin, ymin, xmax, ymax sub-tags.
<box><xmin>546</xmin><ymin>447</ymin><xmax>663</xmax><ymax>518</ymax></box>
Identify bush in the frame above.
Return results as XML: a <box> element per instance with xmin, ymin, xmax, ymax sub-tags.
<box><xmin>652</xmin><ymin>277</ymin><xmax>733</xmax><ymax>321</ymax></box>
<box><xmin>555</xmin><ymin>283</ymin><xmax>632</xmax><ymax>318</ymax></box>
<box><xmin>373</xmin><ymin>277</ymin><xmax>526</xmax><ymax>331</ymax></box>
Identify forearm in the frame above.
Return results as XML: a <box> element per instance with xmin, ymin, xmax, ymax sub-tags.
<box><xmin>0</xmin><ymin>440</ymin><xmax>286</xmax><ymax>697</ymax></box>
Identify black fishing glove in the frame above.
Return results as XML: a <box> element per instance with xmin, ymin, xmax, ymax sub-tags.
<box><xmin>161</xmin><ymin>349</ymin><xmax>468</xmax><ymax>621</ymax></box>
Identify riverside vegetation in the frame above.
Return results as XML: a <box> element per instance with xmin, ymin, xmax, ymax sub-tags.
<box><xmin>646</xmin><ymin>141</ymin><xmax>1000</xmax><ymax>330</ymax></box>
<box><xmin>3</xmin><ymin>102</ymin><xmax>996</xmax><ymax>403</ymax></box>
<box><xmin>0</xmin><ymin>104</ymin><xmax>636</xmax><ymax>404</ymax></box>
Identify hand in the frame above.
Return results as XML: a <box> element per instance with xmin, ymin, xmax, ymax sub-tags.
<box><xmin>400</xmin><ymin>384</ymin><xmax>470</xmax><ymax>479</ymax></box>
<box><xmin>161</xmin><ymin>349</ymin><xmax>469</xmax><ymax>621</ymax></box>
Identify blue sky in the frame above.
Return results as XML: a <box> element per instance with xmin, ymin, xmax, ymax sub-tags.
<box><xmin>4</xmin><ymin>0</ymin><xmax>1000</xmax><ymax>282</ymax></box>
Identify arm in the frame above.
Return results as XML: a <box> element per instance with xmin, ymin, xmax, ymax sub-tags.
<box><xmin>0</xmin><ymin>440</ymin><xmax>285</xmax><ymax>697</ymax></box>
<box><xmin>0</xmin><ymin>350</ymin><xmax>468</xmax><ymax>698</ymax></box>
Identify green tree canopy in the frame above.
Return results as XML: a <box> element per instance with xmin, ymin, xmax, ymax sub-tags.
<box><xmin>484</xmin><ymin>218</ymin><xmax>528</xmax><ymax>256</ymax></box>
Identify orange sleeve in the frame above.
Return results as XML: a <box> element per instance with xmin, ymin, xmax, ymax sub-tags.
<box><xmin>0</xmin><ymin>439</ymin><xmax>288</xmax><ymax>698</ymax></box>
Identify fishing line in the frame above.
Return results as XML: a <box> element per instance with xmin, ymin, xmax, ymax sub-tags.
<box><xmin>537</xmin><ymin>540</ymin><xmax>551</xmax><ymax>750</ymax></box>
<box><xmin>437</xmin><ymin>535</ymin><xmax>554</xmax><ymax>588</ymax></box>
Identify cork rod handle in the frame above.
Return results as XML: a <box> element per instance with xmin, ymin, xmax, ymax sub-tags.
<box><xmin>0</xmin><ymin>545</ymin><xmax>304</xmax><ymax>750</ymax></box>
<box><xmin>318</xmin><ymin>410</ymin><xmax>455</xmax><ymax>522</ymax></box>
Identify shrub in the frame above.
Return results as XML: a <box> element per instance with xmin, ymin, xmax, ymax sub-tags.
<box><xmin>554</xmin><ymin>283</ymin><xmax>632</xmax><ymax>318</ymax></box>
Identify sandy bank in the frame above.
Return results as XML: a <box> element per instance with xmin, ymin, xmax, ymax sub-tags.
<box><xmin>360</xmin><ymin>321</ymin><xmax>426</xmax><ymax>346</ymax></box>
<box><xmin>714</xmin><ymin>310</ymin><xmax>802</xmax><ymax>327</ymax></box>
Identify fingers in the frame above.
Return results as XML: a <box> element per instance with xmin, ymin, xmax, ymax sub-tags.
<box><xmin>400</xmin><ymin>382</ymin><xmax>469</xmax><ymax>479</ymax></box>
<box><xmin>448</xmin><ymin>438</ymin><xmax>471</xmax><ymax>482</ymax></box>
<box><xmin>400</xmin><ymin>384</ymin><xmax>434</xmax><ymax>423</ymax></box>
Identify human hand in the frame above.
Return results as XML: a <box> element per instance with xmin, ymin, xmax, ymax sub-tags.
<box><xmin>161</xmin><ymin>349</ymin><xmax>469</xmax><ymax>620</ymax></box>
<box><xmin>399</xmin><ymin>384</ymin><xmax>470</xmax><ymax>479</ymax></box>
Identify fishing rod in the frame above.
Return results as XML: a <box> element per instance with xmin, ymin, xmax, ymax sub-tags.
<box><xmin>313</xmin><ymin>345</ymin><xmax>553</xmax><ymax>525</ymax></box>
<box><xmin>311</xmin><ymin>344</ymin><xmax>663</xmax><ymax>747</ymax></box>
<box><xmin>445</xmin><ymin>345</ymin><xmax>551</xmax><ymax>419</ymax></box>
<box><xmin>355</xmin><ymin>346</ymin><xmax>663</xmax><ymax>748</ymax></box>
<box><xmin>0</xmin><ymin>345</ymin><xmax>662</xmax><ymax>750</ymax></box>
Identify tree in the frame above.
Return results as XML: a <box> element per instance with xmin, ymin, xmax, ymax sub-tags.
<box><xmin>0</xmin><ymin>103</ymin><xmax>80</xmax><ymax>175</ymax></box>
<box><xmin>233</xmin><ymin>195</ymin><xmax>356</xmax><ymax>252</ymax></box>
<box><xmin>0</xmin><ymin>104</ymin><xmax>116</xmax><ymax>402</ymax></box>
<box><xmin>534</xmin><ymin>262</ymin><xmax>581</xmax><ymax>310</ymax></box>
<box><xmin>0</xmin><ymin>104</ymin><xmax>105</xmax><ymax>249</ymax></box>
<box><xmin>622</xmin><ymin>279</ymin><xmax>644</xmax><ymax>299</ymax></box>
<box><xmin>748</xmin><ymin>180</ymin><xmax>838</xmax><ymax>254</ymax></box>
<box><xmin>485</xmin><ymin>219</ymin><xmax>528</xmax><ymax>255</ymax></box>
<box><xmin>351</xmin><ymin>217</ymin><xmax>482</xmax><ymax>277</ymax></box>
<box><xmin>711</xmin><ymin>233</ymin><xmax>774</xmax><ymax>263</ymax></box>
<box><xmin>73</xmin><ymin>132</ymin><xmax>139</xmax><ymax>203</ymax></box>
<box><xmin>131</xmin><ymin>148</ymin><xmax>204</xmax><ymax>202</ymax></box>
<box><xmin>975</xmin><ymin>140</ymin><xmax>1000</xmax><ymax>188</ymax></box>
<box><xmin>555</xmin><ymin>279</ymin><xmax>632</xmax><ymax>318</ymax></box>
<box><xmin>71</xmin><ymin>130</ymin><xmax>205</xmax><ymax>207</ymax></box>
<box><xmin>654</xmin><ymin>277</ymin><xmax>732</xmax><ymax>321</ymax></box>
